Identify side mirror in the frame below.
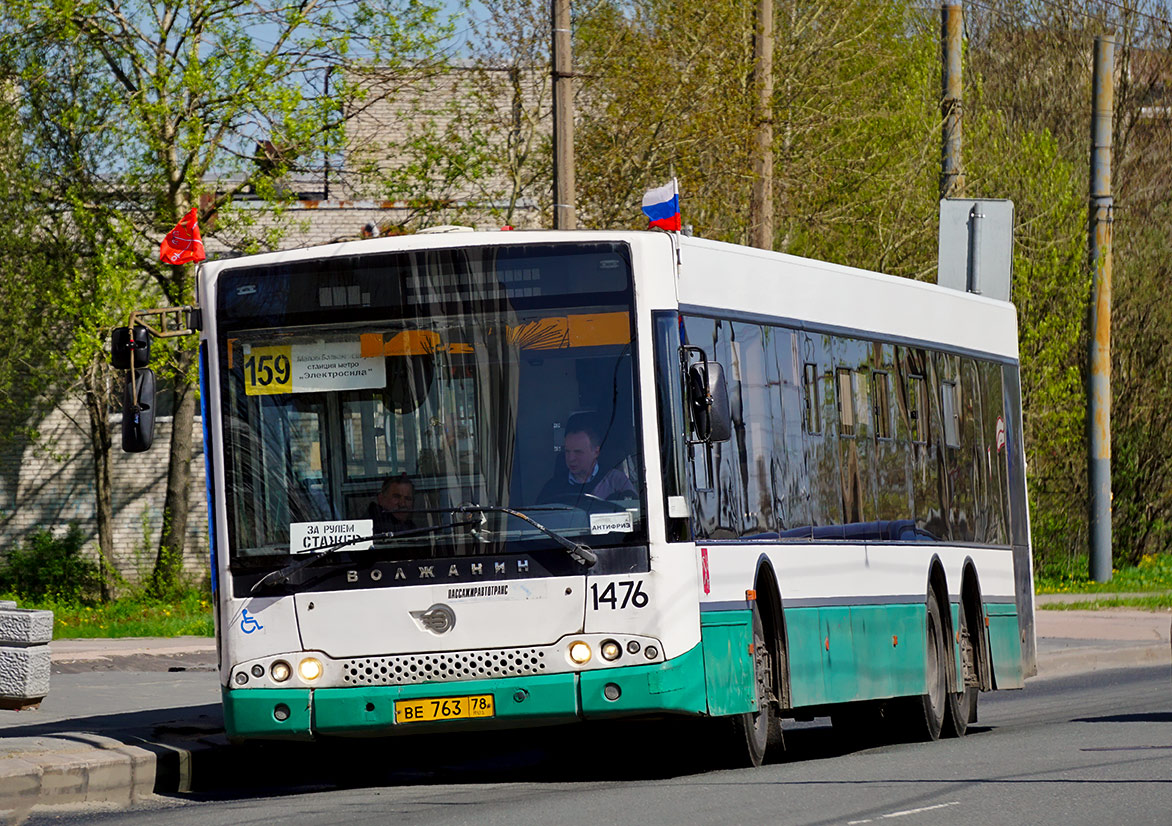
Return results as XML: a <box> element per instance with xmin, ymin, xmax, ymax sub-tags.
<box><xmin>122</xmin><ymin>368</ymin><xmax>156</xmax><ymax>452</ymax></box>
<box><xmin>687</xmin><ymin>361</ymin><xmax>732</xmax><ymax>443</ymax></box>
<box><xmin>111</xmin><ymin>326</ymin><xmax>151</xmax><ymax>370</ymax></box>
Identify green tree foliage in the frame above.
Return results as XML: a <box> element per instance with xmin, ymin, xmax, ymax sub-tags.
<box><xmin>0</xmin><ymin>0</ymin><xmax>452</xmax><ymax>596</ymax></box>
<box><xmin>573</xmin><ymin>0</ymin><xmax>940</xmax><ymax>275</ymax></box>
<box><xmin>966</xmin><ymin>0</ymin><xmax>1172</xmax><ymax>568</ymax></box>
<box><xmin>566</xmin><ymin>0</ymin><xmax>1172</xmax><ymax>570</ymax></box>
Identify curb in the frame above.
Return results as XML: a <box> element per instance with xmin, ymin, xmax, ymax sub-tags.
<box><xmin>0</xmin><ymin>733</ymin><xmax>157</xmax><ymax>822</ymax></box>
<box><xmin>1034</xmin><ymin>643</ymin><xmax>1171</xmax><ymax>680</ymax></box>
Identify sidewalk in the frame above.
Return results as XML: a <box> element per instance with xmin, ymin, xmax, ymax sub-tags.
<box><xmin>1</xmin><ymin>609</ymin><xmax>1170</xmax><ymax>821</ymax></box>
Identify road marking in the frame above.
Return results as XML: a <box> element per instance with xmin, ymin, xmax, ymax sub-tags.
<box><xmin>847</xmin><ymin>801</ymin><xmax>962</xmax><ymax>824</ymax></box>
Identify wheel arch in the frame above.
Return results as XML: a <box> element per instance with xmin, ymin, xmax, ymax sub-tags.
<box><xmin>753</xmin><ymin>554</ymin><xmax>790</xmax><ymax>710</ymax></box>
<box><xmin>926</xmin><ymin>554</ymin><xmax>957</xmax><ymax>694</ymax></box>
<box><xmin>960</xmin><ymin>558</ymin><xmax>995</xmax><ymax>691</ymax></box>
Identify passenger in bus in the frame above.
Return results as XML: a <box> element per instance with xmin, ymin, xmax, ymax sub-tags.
<box><xmin>538</xmin><ymin>420</ymin><xmax>635</xmax><ymax>504</ymax></box>
<box><xmin>367</xmin><ymin>473</ymin><xmax>418</xmax><ymax>534</ymax></box>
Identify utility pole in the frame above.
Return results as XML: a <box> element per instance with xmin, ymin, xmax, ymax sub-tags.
<box><xmin>1088</xmin><ymin>35</ymin><xmax>1115</xmax><ymax>583</ymax></box>
<box><xmin>940</xmin><ymin>1</ymin><xmax>964</xmax><ymax>200</ymax></box>
<box><xmin>551</xmin><ymin>0</ymin><xmax>576</xmax><ymax>229</ymax></box>
<box><xmin>748</xmin><ymin>0</ymin><xmax>774</xmax><ymax>250</ymax></box>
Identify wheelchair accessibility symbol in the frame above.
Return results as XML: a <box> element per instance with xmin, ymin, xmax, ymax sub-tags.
<box><xmin>240</xmin><ymin>609</ymin><xmax>263</xmax><ymax>634</ymax></box>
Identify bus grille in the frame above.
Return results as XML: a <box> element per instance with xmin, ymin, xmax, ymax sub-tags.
<box><xmin>341</xmin><ymin>647</ymin><xmax>549</xmax><ymax>686</ymax></box>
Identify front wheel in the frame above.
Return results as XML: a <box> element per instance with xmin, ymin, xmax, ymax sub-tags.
<box><xmin>707</xmin><ymin>605</ymin><xmax>774</xmax><ymax>768</ymax></box>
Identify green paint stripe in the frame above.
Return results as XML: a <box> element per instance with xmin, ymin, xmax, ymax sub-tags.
<box><xmin>785</xmin><ymin>603</ymin><xmax>928</xmax><ymax>707</ymax></box>
<box><xmin>984</xmin><ymin>601</ymin><xmax>1020</xmax><ymax>616</ymax></box>
<box><xmin>314</xmin><ymin>671</ymin><xmax>579</xmax><ymax>734</ymax></box>
<box><xmin>699</xmin><ymin>610</ymin><xmax>755</xmax><ymax>716</ymax></box>
<box><xmin>581</xmin><ymin>642</ymin><xmax>708</xmax><ymax>718</ymax></box>
<box><xmin>987</xmin><ymin>613</ymin><xmax>1025</xmax><ymax>689</ymax></box>
<box><xmin>222</xmin><ymin>686</ymin><xmax>313</xmax><ymax>741</ymax></box>
<box><xmin>226</xmin><ymin>645</ymin><xmax>714</xmax><ymax>740</ymax></box>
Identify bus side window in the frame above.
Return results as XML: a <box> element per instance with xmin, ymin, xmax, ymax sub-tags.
<box><xmin>803</xmin><ymin>363</ymin><xmax>821</xmax><ymax>434</ymax></box>
<box><xmin>836</xmin><ymin>367</ymin><xmax>855</xmax><ymax>437</ymax></box>
<box><xmin>941</xmin><ymin>381</ymin><xmax>961</xmax><ymax>448</ymax></box>
<box><xmin>908</xmin><ymin>375</ymin><xmax>927</xmax><ymax>444</ymax></box>
<box><xmin>871</xmin><ymin>371</ymin><xmax>893</xmax><ymax>440</ymax></box>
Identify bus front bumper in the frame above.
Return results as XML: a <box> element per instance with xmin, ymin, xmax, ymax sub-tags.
<box><xmin>223</xmin><ymin>643</ymin><xmax>708</xmax><ymax>741</ymax></box>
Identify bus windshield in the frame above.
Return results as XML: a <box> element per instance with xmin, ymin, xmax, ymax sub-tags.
<box><xmin>216</xmin><ymin>242</ymin><xmax>645</xmax><ymax>563</ymax></box>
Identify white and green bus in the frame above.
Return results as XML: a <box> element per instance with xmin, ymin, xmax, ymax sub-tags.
<box><xmin>121</xmin><ymin>229</ymin><xmax>1034</xmax><ymax>766</ymax></box>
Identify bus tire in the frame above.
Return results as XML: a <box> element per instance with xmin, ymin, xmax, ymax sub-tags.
<box><xmin>708</xmin><ymin>605</ymin><xmax>772</xmax><ymax>768</ymax></box>
<box><xmin>944</xmin><ymin>599</ymin><xmax>978</xmax><ymax>737</ymax></box>
<box><xmin>895</xmin><ymin>590</ymin><xmax>948</xmax><ymax>742</ymax></box>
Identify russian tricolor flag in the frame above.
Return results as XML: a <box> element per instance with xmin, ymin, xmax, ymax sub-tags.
<box><xmin>641</xmin><ymin>179</ymin><xmax>681</xmax><ymax>231</ymax></box>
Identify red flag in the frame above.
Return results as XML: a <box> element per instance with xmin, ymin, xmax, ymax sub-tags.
<box><xmin>159</xmin><ymin>207</ymin><xmax>206</xmax><ymax>265</ymax></box>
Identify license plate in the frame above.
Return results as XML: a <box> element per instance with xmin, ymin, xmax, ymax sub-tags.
<box><xmin>394</xmin><ymin>694</ymin><xmax>495</xmax><ymax>724</ymax></box>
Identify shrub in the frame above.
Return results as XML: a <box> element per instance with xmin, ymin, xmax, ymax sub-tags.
<box><xmin>0</xmin><ymin>525</ymin><xmax>102</xmax><ymax>604</ymax></box>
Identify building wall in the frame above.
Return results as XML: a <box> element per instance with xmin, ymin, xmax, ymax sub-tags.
<box><xmin>0</xmin><ymin>401</ymin><xmax>209</xmax><ymax>586</ymax></box>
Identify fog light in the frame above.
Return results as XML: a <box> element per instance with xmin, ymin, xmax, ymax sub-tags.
<box><xmin>298</xmin><ymin>657</ymin><xmax>323</xmax><ymax>681</ymax></box>
<box><xmin>600</xmin><ymin>640</ymin><xmax>622</xmax><ymax>661</ymax></box>
<box><xmin>627</xmin><ymin>640</ymin><xmax>641</xmax><ymax>655</ymax></box>
<box><xmin>270</xmin><ymin>660</ymin><xmax>292</xmax><ymax>682</ymax></box>
<box><xmin>273</xmin><ymin>703</ymin><xmax>291</xmax><ymax>722</ymax></box>
<box><xmin>251</xmin><ymin>664</ymin><xmax>265</xmax><ymax>678</ymax></box>
<box><xmin>568</xmin><ymin>641</ymin><xmax>592</xmax><ymax>664</ymax></box>
<box><xmin>603</xmin><ymin>683</ymin><xmax>622</xmax><ymax>701</ymax></box>
<box><xmin>234</xmin><ymin>671</ymin><xmax>248</xmax><ymax>686</ymax></box>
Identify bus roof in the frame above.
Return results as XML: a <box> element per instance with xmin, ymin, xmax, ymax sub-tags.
<box><xmin>675</xmin><ymin>236</ymin><xmax>1019</xmax><ymax>362</ymax></box>
<box><xmin>197</xmin><ymin>229</ymin><xmax>1018</xmax><ymax>361</ymax></box>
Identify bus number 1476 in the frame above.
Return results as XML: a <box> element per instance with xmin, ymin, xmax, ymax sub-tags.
<box><xmin>590</xmin><ymin>580</ymin><xmax>649</xmax><ymax>610</ymax></box>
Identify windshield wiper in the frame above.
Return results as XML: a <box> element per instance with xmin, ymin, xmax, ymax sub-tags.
<box><xmin>249</xmin><ymin>519</ymin><xmax>481</xmax><ymax>593</ymax></box>
<box><xmin>448</xmin><ymin>503</ymin><xmax>597</xmax><ymax>568</ymax></box>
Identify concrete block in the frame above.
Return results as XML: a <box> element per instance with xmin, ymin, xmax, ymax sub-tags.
<box><xmin>37</xmin><ymin>754</ymin><xmax>88</xmax><ymax>803</ymax></box>
<box><xmin>81</xmin><ymin>758</ymin><xmax>133</xmax><ymax>803</ymax></box>
<box><xmin>0</xmin><ymin>645</ymin><xmax>50</xmax><ymax>705</ymax></box>
<box><xmin>0</xmin><ymin>755</ymin><xmax>42</xmax><ymax>803</ymax></box>
<box><xmin>0</xmin><ymin>608</ymin><xmax>53</xmax><ymax>646</ymax></box>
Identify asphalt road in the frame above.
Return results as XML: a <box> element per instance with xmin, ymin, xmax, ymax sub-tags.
<box><xmin>21</xmin><ymin>663</ymin><xmax>1171</xmax><ymax>826</ymax></box>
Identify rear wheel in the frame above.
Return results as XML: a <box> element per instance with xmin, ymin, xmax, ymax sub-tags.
<box><xmin>894</xmin><ymin>591</ymin><xmax>947</xmax><ymax>742</ymax></box>
<box><xmin>944</xmin><ymin>601</ymin><xmax>978</xmax><ymax>737</ymax></box>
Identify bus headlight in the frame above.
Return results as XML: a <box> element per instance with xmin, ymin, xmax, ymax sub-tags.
<box><xmin>298</xmin><ymin>657</ymin><xmax>323</xmax><ymax>681</ymax></box>
<box><xmin>568</xmin><ymin>641</ymin><xmax>592</xmax><ymax>664</ymax></box>
<box><xmin>270</xmin><ymin>660</ymin><xmax>292</xmax><ymax>682</ymax></box>
<box><xmin>600</xmin><ymin>640</ymin><xmax>622</xmax><ymax>661</ymax></box>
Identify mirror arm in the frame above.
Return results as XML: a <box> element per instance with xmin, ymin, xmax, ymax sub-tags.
<box><xmin>122</xmin><ymin>305</ymin><xmax>201</xmax><ymax>409</ymax></box>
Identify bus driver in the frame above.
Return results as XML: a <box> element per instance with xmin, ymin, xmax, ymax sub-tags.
<box><xmin>368</xmin><ymin>473</ymin><xmax>418</xmax><ymax>534</ymax></box>
<box><xmin>538</xmin><ymin>420</ymin><xmax>635</xmax><ymax>504</ymax></box>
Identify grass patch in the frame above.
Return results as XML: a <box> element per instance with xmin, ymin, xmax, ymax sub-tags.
<box><xmin>1035</xmin><ymin>553</ymin><xmax>1172</xmax><ymax>595</ymax></box>
<box><xmin>1039</xmin><ymin>594</ymin><xmax>1172</xmax><ymax>611</ymax></box>
<box><xmin>2</xmin><ymin>589</ymin><xmax>213</xmax><ymax>639</ymax></box>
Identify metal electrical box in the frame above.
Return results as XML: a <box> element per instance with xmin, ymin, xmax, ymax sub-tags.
<box><xmin>937</xmin><ymin>198</ymin><xmax>1014</xmax><ymax>301</ymax></box>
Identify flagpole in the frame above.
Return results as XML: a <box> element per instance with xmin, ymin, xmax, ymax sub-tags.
<box><xmin>671</xmin><ymin>177</ymin><xmax>682</xmax><ymax>266</ymax></box>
